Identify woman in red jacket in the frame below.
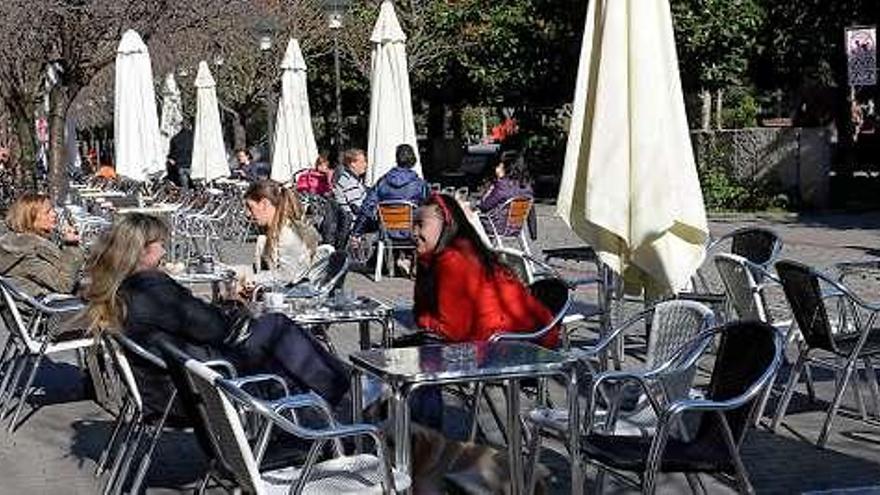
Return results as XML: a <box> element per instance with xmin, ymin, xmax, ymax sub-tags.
<box><xmin>413</xmin><ymin>193</ymin><xmax>558</xmax><ymax>347</ymax></box>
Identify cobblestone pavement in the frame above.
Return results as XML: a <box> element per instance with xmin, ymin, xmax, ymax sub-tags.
<box><xmin>1</xmin><ymin>206</ymin><xmax>880</xmax><ymax>494</ymax></box>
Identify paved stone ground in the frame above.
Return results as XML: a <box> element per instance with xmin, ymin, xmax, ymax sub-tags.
<box><xmin>1</xmin><ymin>205</ymin><xmax>880</xmax><ymax>494</ymax></box>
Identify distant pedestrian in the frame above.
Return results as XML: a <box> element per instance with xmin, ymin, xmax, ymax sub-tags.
<box><xmin>166</xmin><ymin>124</ymin><xmax>194</xmax><ymax>188</ymax></box>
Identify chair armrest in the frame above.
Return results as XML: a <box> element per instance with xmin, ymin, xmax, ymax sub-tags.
<box><xmin>570</xmin><ymin>309</ymin><xmax>653</xmax><ymax>357</ymax></box>
<box><xmin>229</xmin><ymin>374</ymin><xmax>290</xmax><ymax>398</ymax></box>
<box><xmin>202</xmin><ymin>359</ymin><xmax>237</xmax><ymax>379</ymax></box>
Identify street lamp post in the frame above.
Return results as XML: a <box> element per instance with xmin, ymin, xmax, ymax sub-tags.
<box><xmin>327</xmin><ymin>2</ymin><xmax>345</xmax><ymax>152</ymax></box>
<box><xmin>256</xmin><ymin>19</ymin><xmax>277</xmax><ymax>157</ymax></box>
<box><xmin>259</xmin><ymin>36</ymin><xmax>275</xmax><ymax>155</ymax></box>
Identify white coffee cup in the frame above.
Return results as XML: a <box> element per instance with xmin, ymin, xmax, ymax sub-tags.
<box><xmin>265</xmin><ymin>292</ymin><xmax>286</xmax><ymax>309</ymax></box>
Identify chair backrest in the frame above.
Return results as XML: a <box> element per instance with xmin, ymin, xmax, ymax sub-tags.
<box><xmin>183</xmin><ymin>357</ymin><xmax>263</xmax><ymax>494</ymax></box>
<box><xmin>0</xmin><ymin>276</ymin><xmax>38</xmax><ymax>350</ymax></box>
<box><xmin>714</xmin><ymin>253</ymin><xmax>768</xmax><ymax>322</ymax></box>
<box><xmin>159</xmin><ymin>341</ymin><xmax>236</xmax><ymax>479</ymax></box>
<box><xmin>695</xmin><ymin>227</ymin><xmax>783</xmax><ymax>296</ymax></box>
<box><xmin>698</xmin><ymin>320</ymin><xmax>782</xmax><ymax>444</ymax></box>
<box><xmin>495</xmin><ymin>246</ymin><xmax>536</xmax><ymax>284</ymax></box>
<box><xmin>497</xmin><ymin>196</ymin><xmax>532</xmax><ymax>236</ymax></box>
<box><xmin>729</xmin><ymin>228</ymin><xmax>783</xmax><ymax>268</ymax></box>
<box><xmin>490</xmin><ymin>276</ymin><xmax>571</xmax><ymax>345</ymax></box>
<box><xmin>646</xmin><ymin>300</ymin><xmax>715</xmax><ymax>370</ymax></box>
<box><xmin>103</xmin><ymin>334</ymin><xmax>145</xmax><ymax>413</ymax></box>
<box><xmin>377</xmin><ymin>200</ymin><xmax>416</xmax><ymax>239</ymax></box>
<box><xmin>709</xmin><ymin>227</ymin><xmax>782</xmax><ymax>269</ymax></box>
<box><xmin>775</xmin><ymin>260</ymin><xmax>836</xmax><ymax>351</ymax></box>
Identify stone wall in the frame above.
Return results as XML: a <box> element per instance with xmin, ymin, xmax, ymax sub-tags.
<box><xmin>691</xmin><ymin>127</ymin><xmax>832</xmax><ymax>209</ymax></box>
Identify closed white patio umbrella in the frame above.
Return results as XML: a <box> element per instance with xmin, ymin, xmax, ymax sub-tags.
<box><xmin>114</xmin><ymin>29</ymin><xmax>162</xmax><ymax>182</ymax></box>
<box><xmin>271</xmin><ymin>38</ymin><xmax>319</xmax><ymax>183</ymax></box>
<box><xmin>159</xmin><ymin>73</ymin><xmax>184</xmax><ymax>169</ymax></box>
<box><xmin>366</xmin><ymin>0</ymin><xmax>421</xmax><ymax>185</ymax></box>
<box><xmin>557</xmin><ymin>0</ymin><xmax>708</xmax><ymax>296</ymax></box>
<box><xmin>191</xmin><ymin>61</ymin><xmax>228</xmax><ymax>182</ymax></box>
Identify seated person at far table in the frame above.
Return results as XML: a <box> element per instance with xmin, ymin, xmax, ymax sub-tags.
<box><xmin>0</xmin><ymin>192</ymin><xmax>83</xmax><ymax>298</ymax></box>
<box><xmin>351</xmin><ymin>144</ymin><xmax>428</xmax><ymax>241</ymax></box>
<box><xmin>411</xmin><ymin>193</ymin><xmax>558</xmax><ymax>347</ymax></box>
<box><xmin>231</xmin><ymin>148</ymin><xmax>269</xmax><ymax>182</ymax></box>
<box><xmin>295</xmin><ymin>153</ymin><xmax>333</xmax><ymax>196</ymax></box>
<box><xmin>82</xmin><ymin>213</ymin><xmax>350</xmax><ymax>419</ymax></box>
<box><xmin>476</xmin><ymin>150</ymin><xmax>535</xmax><ymax>234</ymax></box>
<box><xmin>244</xmin><ymin>180</ymin><xmax>320</xmax><ymax>286</ymax></box>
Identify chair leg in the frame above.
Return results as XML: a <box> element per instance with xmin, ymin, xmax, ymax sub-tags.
<box><xmin>803</xmin><ymin>361</ymin><xmax>817</xmax><ymax>403</ymax></box>
<box><xmin>103</xmin><ymin>417</ymin><xmax>141</xmax><ymax>495</ymax></box>
<box><xmin>109</xmin><ymin>424</ymin><xmax>146</xmax><ymax>495</ymax></box>
<box><xmin>1</xmin><ymin>353</ymin><xmax>31</xmax><ymax>420</ymax></box>
<box><xmin>851</xmin><ymin>367</ymin><xmax>869</xmax><ymax>421</ymax></box>
<box><xmin>468</xmin><ymin>382</ymin><xmax>483</xmax><ymax>442</ymax></box>
<box><xmin>818</xmin><ymin>360</ymin><xmax>858</xmax><ymax>448</ymax></box>
<box><xmin>863</xmin><ymin>357</ymin><xmax>880</xmax><ymax>418</ymax></box>
<box><xmin>9</xmin><ymin>348</ymin><xmax>46</xmax><ymax>433</ymax></box>
<box><xmin>374</xmin><ymin>240</ymin><xmax>385</xmax><ymax>282</ymax></box>
<box><xmin>386</xmin><ymin>243</ymin><xmax>395</xmax><ymax>278</ymax></box>
<box><xmin>96</xmin><ymin>400</ymin><xmax>131</xmax><ymax>476</ymax></box>
<box><xmin>128</xmin><ymin>393</ymin><xmax>176</xmax><ymax>495</ymax></box>
<box><xmin>771</xmin><ymin>350</ymin><xmax>807</xmax><ymax>433</ymax></box>
<box><xmin>684</xmin><ymin>473</ymin><xmax>705</xmax><ymax>495</ymax></box>
<box><xmin>0</xmin><ymin>348</ymin><xmax>23</xmax><ymax>409</ymax></box>
<box><xmin>525</xmin><ymin>421</ymin><xmax>544</xmax><ymax>495</ymax></box>
<box><xmin>753</xmin><ymin>367</ymin><xmax>778</xmax><ymax>427</ymax></box>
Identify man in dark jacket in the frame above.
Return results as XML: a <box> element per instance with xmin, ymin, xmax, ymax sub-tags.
<box><xmin>166</xmin><ymin>125</ymin><xmax>194</xmax><ymax>188</ymax></box>
<box><xmin>352</xmin><ymin>144</ymin><xmax>427</xmax><ymax>239</ymax></box>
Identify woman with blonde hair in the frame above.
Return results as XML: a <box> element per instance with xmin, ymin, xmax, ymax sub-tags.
<box><xmin>0</xmin><ymin>192</ymin><xmax>82</xmax><ymax>297</ymax></box>
<box><xmin>244</xmin><ymin>180</ymin><xmax>319</xmax><ymax>284</ymax></box>
<box><xmin>83</xmin><ymin>213</ymin><xmax>349</xmax><ymax>417</ymax></box>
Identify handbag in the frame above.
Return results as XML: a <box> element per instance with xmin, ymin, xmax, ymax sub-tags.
<box><xmin>216</xmin><ymin>299</ymin><xmax>254</xmax><ymax>346</ymax></box>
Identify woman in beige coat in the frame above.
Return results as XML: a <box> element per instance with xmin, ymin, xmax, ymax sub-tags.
<box><xmin>0</xmin><ymin>193</ymin><xmax>83</xmax><ymax>297</ymax></box>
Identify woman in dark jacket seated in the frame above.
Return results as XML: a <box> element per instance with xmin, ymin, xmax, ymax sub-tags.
<box><xmin>82</xmin><ymin>213</ymin><xmax>349</xmax><ymax>416</ymax></box>
<box><xmin>476</xmin><ymin>151</ymin><xmax>535</xmax><ymax>236</ymax></box>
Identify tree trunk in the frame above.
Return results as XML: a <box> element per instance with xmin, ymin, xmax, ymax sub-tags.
<box><xmin>47</xmin><ymin>85</ymin><xmax>70</xmax><ymax>201</ymax></box>
<box><xmin>232</xmin><ymin>111</ymin><xmax>247</xmax><ymax>150</ymax></box>
<box><xmin>12</xmin><ymin>112</ymin><xmax>37</xmax><ymax>189</ymax></box>
<box><xmin>700</xmin><ymin>89</ymin><xmax>711</xmax><ymax>130</ymax></box>
<box><xmin>714</xmin><ymin>89</ymin><xmax>724</xmax><ymax>130</ymax></box>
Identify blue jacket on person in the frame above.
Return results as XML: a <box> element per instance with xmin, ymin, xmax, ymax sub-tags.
<box><xmin>353</xmin><ymin>166</ymin><xmax>428</xmax><ymax>238</ymax></box>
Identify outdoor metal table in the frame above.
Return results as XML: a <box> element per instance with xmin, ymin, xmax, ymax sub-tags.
<box><xmin>252</xmin><ymin>296</ymin><xmax>394</xmax><ymax>350</ymax></box>
<box><xmin>170</xmin><ymin>269</ymin><xmax>235</xmax><ymax>302</ymax></box>
<box><xmin>348</xmin><ymin>341</ymin><xmax>581</xmax><ymax>495</ymax></box>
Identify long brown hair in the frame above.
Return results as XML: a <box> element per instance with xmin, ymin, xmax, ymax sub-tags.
<box><xmin>83</xmin><ymin>213</ymin><xmax>169</xmax><ymax>333</ymax></box>
<box><xmin>244</xmin><ymin>180</ymin><xmax>317</xmax><ymax>255</ymax></box>
<box><xmin>5</xmin><ymin>192</ymin><xmax>51</xmax><ymax>235</ymax></box>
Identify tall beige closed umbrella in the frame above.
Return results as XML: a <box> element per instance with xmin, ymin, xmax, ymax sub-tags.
<box><xmin>557</xmin><ymin>0</ymin><xmax>708</xmax><ymax>296</ymax></box>
<box><xmin>366</xmin><ymin>0</ymin><xmax>421</xmax><ymax>185</ymax></box>
<box><xmin>271</xmin><ymin>39</ymin><xmax>318</xmax><ymax>183</ymax></box>
<box><xmin>114</xmin><ymin>29</ymin><xmax>162</xmax><ymax>182</ymax></box>
<box><xmin>191</xmin><ymin>61</ymin><xmax>228</xmax><ymax>182</ymax></box>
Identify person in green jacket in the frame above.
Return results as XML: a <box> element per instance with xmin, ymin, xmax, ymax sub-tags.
<box><xmin>0</xmin><ymin>192</ymin><xmax>83</xmax><ymax>297</ymax></box>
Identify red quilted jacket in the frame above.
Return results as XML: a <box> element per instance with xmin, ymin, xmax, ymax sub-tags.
<box><xmin>414</xmin><ymin>239</ymin><xmax>559</xmax><ymax>347</ymax></box>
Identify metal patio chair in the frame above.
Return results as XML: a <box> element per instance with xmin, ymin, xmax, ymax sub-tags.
<box><xmin>772</xmin><ymin>260</ymin><xmax>880</xmax><ymax>447</ymax></box>
<box><xmin>180</xmin><ymin>353</ymin><xmax>411</xmax><ymax>494</ymax></box>
<box><xmin>374</xmin><ymin>200</ymin><xmax>418</xmax><ymax>282</ymax></box>
<box><xmin>0</xmin><ymin>277</ymin><xmax>91</xmax><ymax>434</ymax></box>
<box><xmin>580</xmin><ymin>320</ymin><xmax>783</xmax><ymax>494</ymax></box>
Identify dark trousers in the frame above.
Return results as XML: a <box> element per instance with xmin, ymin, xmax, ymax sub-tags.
<box><xmin>235</xmin><ymin>313</ymin><xmax>350</xmax><ymax>406</ymax></box>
